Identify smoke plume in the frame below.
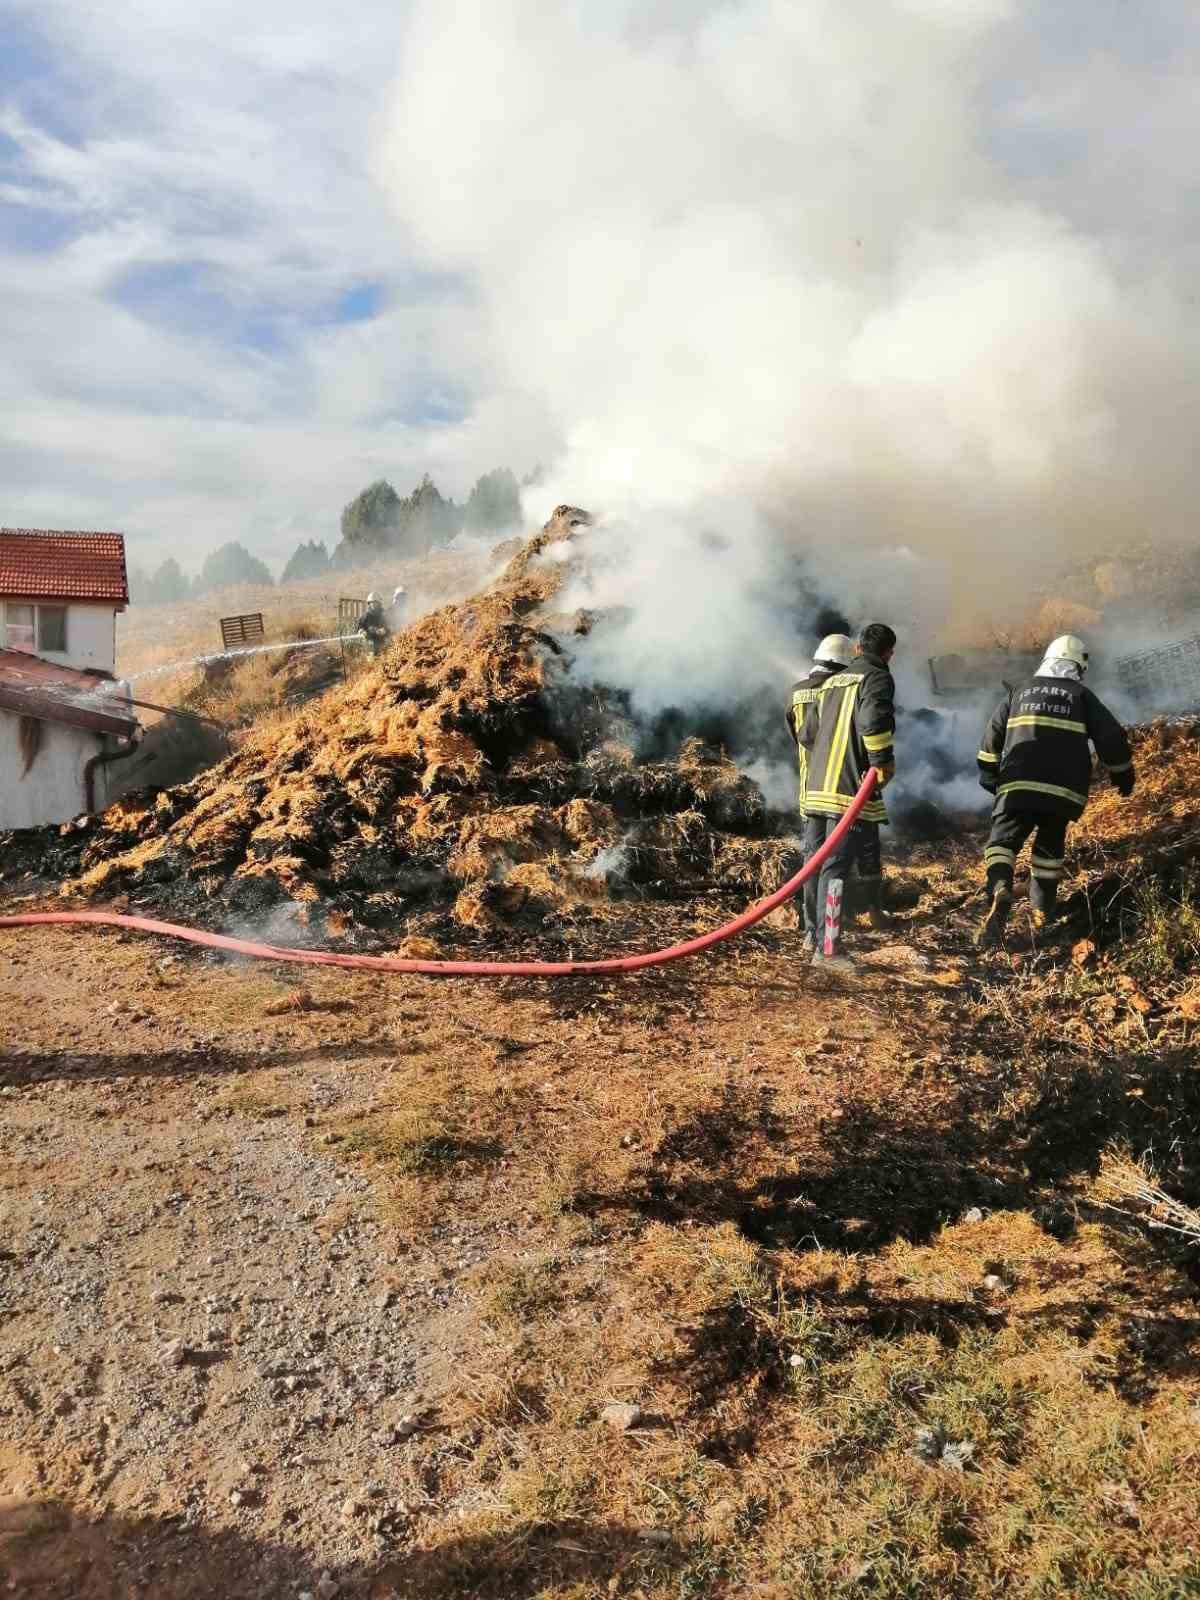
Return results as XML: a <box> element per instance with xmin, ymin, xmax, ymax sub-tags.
<box><xmin>384</xmin><ymin>0</ymin><xmax>1200</xmax><ymax>729</ymax></box>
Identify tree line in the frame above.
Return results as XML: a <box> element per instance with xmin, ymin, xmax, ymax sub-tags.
<box><xmin>129</xmin><ymin>466</ymin><xmax>534</xmax><ymax>605</ymax></box>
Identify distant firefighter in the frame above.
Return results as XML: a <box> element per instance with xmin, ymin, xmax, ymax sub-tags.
<box><xmin>388</xmin><ymin>586</ymin><xmax>408</xmax><ymax>629</ymax></box>
<box><xmin>794</xmin><ymin>622</ymin><xmax>898</xmax><ymax>971</ymax></box>
<box><xmin>976</xmin><ymin>634</ymin><xmax>1134</xmax><ymax>946</ymax></box>
<box><xmin>358</xmin><ymin>592</ymin><xmax>391</xmax><ymax>657</ymax></box>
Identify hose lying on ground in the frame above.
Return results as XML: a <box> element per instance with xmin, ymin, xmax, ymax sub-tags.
<box><xmin>0</xmin><ymin>772</ymin><xmax>877</xmax><ymax>978</ymax></box>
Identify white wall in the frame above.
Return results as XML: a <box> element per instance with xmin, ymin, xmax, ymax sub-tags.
<box><xmin>0</xmin><ymin>710</ymin><xmax>114</xmax><ymax>829</ymax></box>
<box><xmin>53</xmin><ymin>603</ymin><xmax>118</xmax><ymax>673</ymax></box>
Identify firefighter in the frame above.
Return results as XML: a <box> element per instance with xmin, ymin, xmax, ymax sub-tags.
<box><xmin>389</xmin><ymin>586</ymin><xmax>408</xmax><ymax>629</ymax></box>
<box><xmin>787</xmin><ymin>633</ymin><xmax>855</xmax><ymax>952</ymax></box>
<box><xmin>799</xmin><ymin>622</ymin><xmax>898</xmax><ymax>970</ymax></box>
<box><xmin>976</xmin><ymin>634</ymin><xmax>1134</xmax><ymax>946</ymax></box>
<box><xmin>358</xmin><ymin>592</ymin><xmax>390</xmax><ymax>657</ymax></box>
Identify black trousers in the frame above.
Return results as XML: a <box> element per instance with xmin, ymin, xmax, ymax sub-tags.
<box><xmin>803</xmin><ymin>815</ymin><xmax>880</xmax><ymax>952</ymax></box>
<box><xmin>984</xmin><ymin>809</ymin><xmax>1068</xmax><ymax>907</ymax></box>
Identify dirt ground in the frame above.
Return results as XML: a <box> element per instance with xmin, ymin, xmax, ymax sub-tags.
<box><xmin>3</xmin><ymin>830</ymin><xmax>1199</xmax><ymax>1598</ymax></box>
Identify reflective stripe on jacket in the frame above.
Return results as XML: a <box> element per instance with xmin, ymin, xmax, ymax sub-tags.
<box><xmin>786</xmin><ymin>665</ymin><xmax>833</xmax><ymax>815</ymax></box>
<box><xmin>977</xmin><ymin>675</ymin><xmax>1133</xmax><ymax>820</ymax></box>
<box><xmin>798</xmin><ymin>653</ymin><xmax>895</xmax><ymax>825</ymax></box>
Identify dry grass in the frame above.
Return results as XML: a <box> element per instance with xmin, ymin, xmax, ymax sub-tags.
<box><xmin>1094</xmin><ymin>1148</ymin><xmax>1200</xmax><ymax>1246</ymax></box>
<box><xmin>340</xmin><ymin>1102</ymin><xmax>501</xmax><ymax>1176</ymax></box>
<box><xmin>478</xmin><ymin>1255</ymin><xmax>566</xmax><ymax>1324</ymax></box>
<box><xmin>1118</xmin><ymin>869</ymin><xmax>1200</xmax><ymax>986</ymax></box>
<box><xmin>275</xmin><ymin>900</ymin><xmax>1200</xmax><ymax>1600</ymax></box>
<box><xmin>379</xmin><ymin>1205</ymin><xmax>1200</xmax><ymax>1598</ymax></box>
<box><xmin>115</xmin><ymin>548</ymin><xmax>497</xmax><ymax>686</ymax></box>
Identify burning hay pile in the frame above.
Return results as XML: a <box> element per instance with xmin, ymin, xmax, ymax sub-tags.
<box><xmin>36</xmin><ymin>508</ymin><xmax>794</xmax><ymax>938</ymax></box>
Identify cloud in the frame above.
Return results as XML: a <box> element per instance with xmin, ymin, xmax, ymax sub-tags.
<box><xmin>0</xmin><ymin>0</ymin><xmax>520</xmax><ymax>571</ymax></box>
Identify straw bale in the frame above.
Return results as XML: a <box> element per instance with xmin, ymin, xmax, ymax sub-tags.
<box><xmin>92</xmin><ymin>794</ymin><xmax>155</xmax><ymax>842</ymax></box>
<box><xmin>677</xmin><ymin>738</ymin><xmax>767</xmax><ymax>829</ymax></box>
<box><xmin>401</xmin><ymin>793</ymin><xmax>488</xmax><ymax>845</ymax></box>
<box><xmin>420</xmin><ymin>729</ymin><xmax>489</xmax><ymax>794</ymax></box>
<box><xmin>230</xmin><ymin>856</ymin><xmax>323</xmax><ymax>905</ymax></box>
<box><xmin>178</xmin><ymin>782</ymin><xmax>266</xmax><ymax>871</ymax></box>
<box><xmin>451</xmin><ymin>884</ymin><xmax>494</xmax><ymax>931</ymax></box>
<box><xmin>492</xmin><ymin>861</ymin><xmax>569</xmax><ymax>917</ymax></box>
<box><xmin>627</xmin><ymin>810</ymin><xmax>713</xmax><ymax>878</ymax></box>
<box><xmin>74</xmin><ymin>834</ymin><xmax>174</xmax><ymax>897</ymax></box>
<box><xmin>325</xmin><ymin>841</ymin><xmax>396</xmax><ymax>891</ymax></box>
<box><xmin>498</xmin><ymin>505</ymin><xmax>592</xmax><ymax>589</ymax></box>
<box><xmin>555</xmin><ymin>798</ymin><xmax>621</xmax><ymax>854</ymax></box>
<box><xmin>507</xmin><ymin>736</ymin><xmax>568</xmax><ymax>776</ymax></box>
<box><xmin>594</xmin><ymin>741</ymin><xmax>635</xmax><ymax>767</ymax></box>
<box><xmin>447</xmin><ymin>806</ymin><xmax>569</xmax><ymax>882</ymax></box>
<box><xmin>709</xmin><ymin>835</ymin><xmax>800</xmax><ymax>896</ymax></box>
<box><xmin>456</xmin><ymin>859</ymin><xmax>601</xmax><ymax>930</ymax></box>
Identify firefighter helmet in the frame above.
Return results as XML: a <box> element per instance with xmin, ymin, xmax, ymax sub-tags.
<box><xmin>366</xmin><ymin>591</ymin><xmax>379</xmax><ymax>605</ymax></box>
<box><xmin>815</xmin><ymin>633</ymin><xmax>854</xmax><ymax>667</ymax></box>
<box><xmin>1045</xmin><ymin>634</ymin><xmax>1089</xmax><ymax>671</ymax></box>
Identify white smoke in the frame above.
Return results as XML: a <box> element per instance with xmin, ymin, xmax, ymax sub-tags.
<box><xmin>382</xmin><ymin>0</ymin><xmax>1200</xmax><ymax>721</ymax></box>
<box><xmin>584</xmin><ymin>837</ymin><xmax>634</xmax><ymax>885</ymax></box>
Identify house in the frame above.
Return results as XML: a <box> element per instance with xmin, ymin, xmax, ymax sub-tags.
<box><xmin>0</xmin><ymin>528</ymin><xmax>141</xmax><ymax>829</ymax></box>
<box><xmin>0</xmin><ymin>527</ymin><xmax>128</xmax><ymax>674</ymax></box>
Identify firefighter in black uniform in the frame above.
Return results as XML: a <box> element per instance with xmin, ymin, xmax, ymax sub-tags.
<box><xmin>358</xmin><ymin>592</ymin><xmax>390</xmax><ymax>657</ymax></box>
<box><xmin>977</xmin><ymin>633</ymin><xmax>1134</xmax><ymax>946</ymax></box>
<box><xmin>787</xmin><ymin>633</ymin><xmax>855</xmax><ymax>952</ymax></box>
<box><xmin>798</xmin><ymin>622</ymin><xmax>898</xmax><ymax>971</ymax></box>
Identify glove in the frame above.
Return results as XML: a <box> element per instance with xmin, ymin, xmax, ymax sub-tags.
<box><xmin>874</xmin><ymin>760</ymin><xmax>896</xmax><ymax>790</ymax></box>
<box><xmin>1112</xmin><ymin>768</ymin><xmax>1135</xmax><ymax>798</ymax></box>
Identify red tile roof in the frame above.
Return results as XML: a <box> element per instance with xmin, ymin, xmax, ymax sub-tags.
<box><xmin>0</xmin><ymin>649</ymin><xmax>138</xmax><ymax>738</ymax></box>
<box><xmin>0</xmin><ymin>529</ymin><xmax>129</xmax><ymax>603</ymax></box>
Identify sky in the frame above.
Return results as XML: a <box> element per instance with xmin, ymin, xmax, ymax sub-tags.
<box><xmin>1</xmin><ymin>0</ymin><xmax>1198</xmax><ymax>580</ymax></box>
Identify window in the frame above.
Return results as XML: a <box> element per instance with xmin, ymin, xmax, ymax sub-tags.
<box><xmin>38</xmin><ymin>606</ymin><xmax>68</xmax><ymax>653</ymax></box>
<box><xmin>4</xmin><ymin>603</ymin><xmax>35</xmax><ymax>653</ymax></box>
<box><xmin>2</xmin><ymin>602</ymin><xmax>69</xmax><ymax>654</ymax></box>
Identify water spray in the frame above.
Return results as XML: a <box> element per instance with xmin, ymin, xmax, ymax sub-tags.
<box><xmin>124</xmin><ymin>633</ymin><xmax>361</xmax><ymax>687</ymax></box>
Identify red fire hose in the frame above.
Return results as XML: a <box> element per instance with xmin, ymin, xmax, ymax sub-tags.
<box><xmin>0</xmin><ymin>772</ymin><xmax>877</xmax><ymax>977</ymax></box>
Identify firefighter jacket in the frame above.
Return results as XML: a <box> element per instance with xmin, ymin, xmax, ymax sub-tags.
<box><xmin>977</xmin><ymin>675</ymin><xmax>1133</xmax><ymax>820</ymax></box>
<box><xmin>358</xmin><ymin>604</ymin><xmax>388</xmax><ymax>643</ymax></box>
<box><xmin>786</xmin><ymin>663</ymin><xmax>833</xmax><ymax>815</ymax></box>
<box><xmin>798</xmin><ymin>653</ymin><xmax>895</xmax><ymax>825</ymax></box>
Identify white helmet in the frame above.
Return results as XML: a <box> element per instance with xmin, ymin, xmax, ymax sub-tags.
<box><xmin>392</xmin><ymin>586</ymin><xmax>406</xmax><ymax>603</ymax></box>
<box><xmin>1045</xmin><ymin>634</ymin><xmax>1089</xmax><ymax>671</ymax></box>
<box><xmin>815</xmin><ymin>633</ymin><xmax>854</xmax><ymax>667</ymax></box>
<box><xmin>366</xmin><ymin>591</ymin><xmax>379</xmax><ymax>605</ymax></box>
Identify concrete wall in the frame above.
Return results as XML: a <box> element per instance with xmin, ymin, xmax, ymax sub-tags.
<box><xmin>0</xmin><ymin>709</ymin><xmax>124</xmax><ymax>829</ymax></box>
<box><xmin>51</xmin><ymin>603</ymin><xmax>119</xmax><ymax>674</ymax></box>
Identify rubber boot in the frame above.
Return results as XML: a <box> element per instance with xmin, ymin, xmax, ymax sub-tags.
<box><xmin>812</xmin><ymin>878</ymin><xmax>855</xmax><ymax>972</ymax></box>
<box><xmin>862</xmin><ymin>877</ymin><xmax>889</xmax><ymax>931</ymax></box>
<box><xmin>977</xmin><ymin>884</ymin><xmax>1013</xmax><ymax>948</ymax></box>
<box><xmin>1029</xmin><ymin>876</ymin><xmax>1058</xmax><ymax>933</ymax></box>
<box><xmin>802</xmin><ymin>877</ymin><xmax>819</xmax><ymax>950</ymax></box>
